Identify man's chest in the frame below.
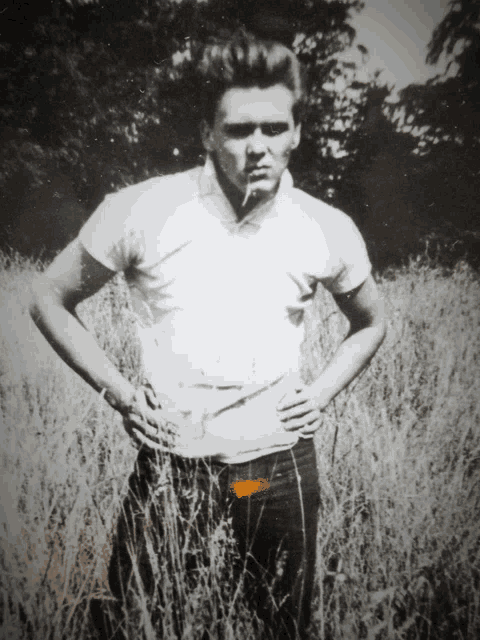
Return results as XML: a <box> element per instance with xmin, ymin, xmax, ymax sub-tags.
<box><xmin>135</xmin><ymin>215</ymin><xmax>323</xmax><ymax>321</ymax></box>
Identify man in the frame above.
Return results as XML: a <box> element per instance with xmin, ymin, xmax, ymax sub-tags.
<box><xmin>30</xmin><ymin>31</ymin><xmax>386</xmax><ymax>639</ymax></box>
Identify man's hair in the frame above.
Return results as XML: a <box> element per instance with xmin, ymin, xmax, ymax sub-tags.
<box><xmin>196</xmin><ymin>30</ymin><xmax>305</xmax><ymax>125</ymax></box>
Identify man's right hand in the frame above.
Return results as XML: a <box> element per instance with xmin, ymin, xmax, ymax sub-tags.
<box><xmin>122</xmin><ymin>386</ymin><xmax>179</xmax><ymax>451</ymax></box>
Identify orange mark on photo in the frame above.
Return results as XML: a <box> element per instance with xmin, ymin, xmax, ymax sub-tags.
<box><xmin>230</xmin><ymin>478</ymin><xmax>270</xmax><ymax>498</ymax></box>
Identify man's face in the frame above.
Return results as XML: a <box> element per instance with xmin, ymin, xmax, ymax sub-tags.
<box><xmin>202</xmin><ymin>84</ymin><xmax>301</xmax><ymax>201</ymax></box>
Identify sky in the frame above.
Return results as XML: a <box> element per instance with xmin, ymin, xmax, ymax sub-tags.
<box><xmin>345</xmin><ymin>0</ymin><xmax>451</xmax><ymax>98</ymax></box>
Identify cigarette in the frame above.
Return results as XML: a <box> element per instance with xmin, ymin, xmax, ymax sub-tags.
<box><xmin>242</xmin><ymin>176</ymin><xmax>253</xmax><ymax>208</ymax></box>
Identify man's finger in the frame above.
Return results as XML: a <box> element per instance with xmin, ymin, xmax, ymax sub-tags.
<box><xmin>278</xmin><ymin>401</ymin><xmax>317</xmax><ymax>422</ymax></box>
<box><xmin>127</xmin><ymin>406</ymin><xmax>177</xmax><ymax>437</ymax></box>
<box><xmin>143</xmin><ymin>387</ymin><xmax>161</xmax><ymax>410</ymax></box>
<box><xmin>124</xmin><ymin>423</ymin><xmax>143</xmax><ymax>450</ymax></box>
<box><xmin>277</xmin><ymin>393</ymin><xmax>308</xmax><ymax>412</ymax></box>
<box><xmin>283</xmin><ymin>412</ymin><xmax>320</xmax><ymax>431</ymax></box>
<box><xmin>142</xmin><ymin>408</ymin><xmax>178</xmax><ymax>435</ymax></box>
<box><xmin>124</xmin><ymin>414</ymin><xmax>177</xmax><ymax>447</ymax></box>
<box><xmin>128</xmin><ymin>426</ymin><xmax>172</xmax><ymax>451</ymax></box>
<box><xmin>125</xmin><ymin>412</ymin><xmax>159</xmax><ymax>439</ymax></box>
<box><xmin>124</xmin><ymin>420</ymin><xmax>163</xmax><ymax>451</ymax></box>
<box><xmin>299</xmin><ymin>418</ymin><xmax>322</xmax><ymax>435</ymax></box>
<box><xmin>279</xmin><ymin>408</ymin><xmax>312</xmax><ymax>423</ymax></box>
<box><xmin>125</xmin><ymin>414</ymin><xmax>177</xmax><ymax>447</ymax></box>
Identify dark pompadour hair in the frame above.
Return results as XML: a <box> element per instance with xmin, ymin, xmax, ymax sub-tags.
<box><xmin>196</xmin><ymin>30</ymin><xmax>305</xmax><ymax>125</ymax></box>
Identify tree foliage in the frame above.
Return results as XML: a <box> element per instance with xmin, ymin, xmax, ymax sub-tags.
<box><xmin>378</xmin><ymin>0</ymin><xmax>480</xmax><ymax>267</ymax></box>
<box><xmin>2</xmin><ymin>0</ymin><xmax>401</xmax><ymax>258</ymax></box>
<box><xmin>426</xmin><ymin>0</ymin><xmax>480</xmax><ymax>70</ymax></box>
<box><xmin>398</xmin><ymin>0</ymin><xmax>479</xmax><ymax>148</ymax></box>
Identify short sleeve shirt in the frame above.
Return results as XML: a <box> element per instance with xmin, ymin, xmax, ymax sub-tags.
<box><xmin>79</xmin><ymin>158</ymin><xmax>371</xmax><ymax>460</ymax></box>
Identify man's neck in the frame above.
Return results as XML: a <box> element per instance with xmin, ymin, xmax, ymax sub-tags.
<box><xmin>211</xmin><ymin>155</ymin><xmax>275</xmax><ymax>222</ymax></box>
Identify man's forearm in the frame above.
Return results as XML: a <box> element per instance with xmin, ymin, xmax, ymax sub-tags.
<box><xmin>277</xmin><ymin>276</ymin><xmax>386</xmax><ymax>432</ymax></box>
<box><xmin>311</xmin><ymin>321</ymin><xmax>386</xmax><ymax>407</ymax></box>
<box><xmin>30</xmin><ymin>280</ymin><xmax>136</xmax><ymax>414</ymax></box>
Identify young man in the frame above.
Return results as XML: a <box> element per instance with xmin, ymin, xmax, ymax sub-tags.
<box><xmin>30</xmin><ymin>32</ymin><xmax>385</xmax><ymax>639</ymax></box>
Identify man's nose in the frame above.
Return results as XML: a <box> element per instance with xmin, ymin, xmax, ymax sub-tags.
<box><xmin>246</xmin><ymin>128</ymin><xmax>267</xmax><ymax>155</ymax></box>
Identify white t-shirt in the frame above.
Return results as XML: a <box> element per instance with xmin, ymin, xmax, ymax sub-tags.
<box><xmin>79</xmin><ymin>158</ymin><xmax>371</xmax><ymax>462</ymax></box>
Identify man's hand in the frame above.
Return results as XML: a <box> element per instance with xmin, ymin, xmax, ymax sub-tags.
<box><xmin>276</xmin><ymin>276</ymin><xmax>386</xmax><ymax>438</ymax></box>
<box><xmin>122</xmin><ymin>386</ymin><xmax>179</xmax><ymax>450</ymax></box>
<box><xmin>122</xmin><ymin>386</ymin><xmax>214</xmax><ymax>455</ymax></box>
<box><xmin>276</xmin><ymin>382</ymin><xmax>328</xmax><ymax>436</ymax></box>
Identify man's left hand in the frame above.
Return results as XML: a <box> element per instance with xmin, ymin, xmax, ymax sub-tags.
<box><xmin>276</xmin><ymin>383</ymin><xmax>328</xmax><ymax>436</ymax></box>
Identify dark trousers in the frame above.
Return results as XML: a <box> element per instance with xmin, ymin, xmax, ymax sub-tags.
<box><xmin>92</xmin><ymin>438</ymin><xmax>320</xmax><ymax>639</ymax></box>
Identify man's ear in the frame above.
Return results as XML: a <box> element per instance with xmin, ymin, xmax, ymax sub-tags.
<box><xmin>291</xmin><ymin>123</ymin><xmax>301</xmax><ymax>151</ymax></box>
<box><xmin>201</xmin><ymin>120</ymin><xmax>214</xmax><ymax>153</ymax></box>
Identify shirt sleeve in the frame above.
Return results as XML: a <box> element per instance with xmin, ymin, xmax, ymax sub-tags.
<box><xmin>78</xmin><ymin>188</ymin><xmax>145</xmax><ymax>273</ymax></box>
<box><xmin>311</xmin><ymin>208</ymin><xmax>372</xmax><ymax>295</ymax></box>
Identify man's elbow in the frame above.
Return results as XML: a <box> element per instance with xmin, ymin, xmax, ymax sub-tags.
<box><xmin>369</xmin><ymin>296</ymin><xmax>387</xmax><ymax>352</ymax></box>
<box><xmin>29</xmin><ymin>275</ymin><xmax>46</xmax><ymax>324</ymax></box>
<box><xmin>371</xmin><ymin>297</ymin><xmax>387</xmax><ymax>342</ymax></box>
<box><xmin>29</xmin><ymin>275</ymin><xmax>66</xmax><ymax>325</ymax></box>
<box><xmin>351</xmin><ymin>303</ymin><xmax>387</xmax><ymax>347</ymax></box>
<box><xmin>376</xmin><ymin>315</ymin><xmax>387</xmax><ymax>346</ymax></box>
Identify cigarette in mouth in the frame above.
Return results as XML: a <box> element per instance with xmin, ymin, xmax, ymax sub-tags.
<box><xmin>242</xmin><ymin>175</ymin><xmax>254</xmax><ymax>208</ymax></box>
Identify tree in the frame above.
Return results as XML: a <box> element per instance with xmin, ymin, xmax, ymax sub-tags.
<box><xmin>2</xmin><ymin>0</ymin><xmax>394</xmax><ymax>259</ymax></box>
<box><xmin>383</xmin><ymin>0</ymin><xmax>480</xmax><ymax>266</ymax></box>
<box><xmin>397</xmin><ymin>0</ymin><xmax>479</xmax><ymax>150</ymax></box>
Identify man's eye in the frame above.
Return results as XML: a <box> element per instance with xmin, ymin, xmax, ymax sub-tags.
<box><xmin>225</xmin><ymin>125</ymin><xmax>254</xmax><ymax>138</ymax></box>
<box><xmin>262</xmin><ymin>123</ymin><xmax>289</xmax><ymax>136</ymax></box>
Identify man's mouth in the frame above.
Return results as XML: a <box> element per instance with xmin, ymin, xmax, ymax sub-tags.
<box><xmin>246</xmin><ymin>167</ymin><xmax>270</xmax><ymax>181</ymax></box>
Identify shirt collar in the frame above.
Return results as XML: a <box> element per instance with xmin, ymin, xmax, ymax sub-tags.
<box><xmin>198</xmin><ymin>155</ymin><xmax>294</xmax><ymax>229</ymax></box>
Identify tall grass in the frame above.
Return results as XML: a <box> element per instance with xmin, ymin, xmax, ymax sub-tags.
<box><xmin>1</xmin><ymin>250</ymin><xmax>479</xmax><ymax>639</ymax></box>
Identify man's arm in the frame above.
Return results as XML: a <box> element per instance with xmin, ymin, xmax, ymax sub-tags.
<box><xmin>29</xmin><ymin>241</ymin><xmax>166</xmax><ymax>443</ymax></box>
<box><xmin>277</xmin><ymin>275</ymin><xmax>386</xmax><ymax>433</ymax></box>
<box><xmin>30</xmin><ymin>240</ymin><xmax>279</xmax><ymax>457</ymax></box>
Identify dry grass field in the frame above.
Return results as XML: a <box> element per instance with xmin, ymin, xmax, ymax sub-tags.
<box><xmin>1</xmin><ymin>250</ymin><xmax>479</xmax><ymax>639</ymax></box>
